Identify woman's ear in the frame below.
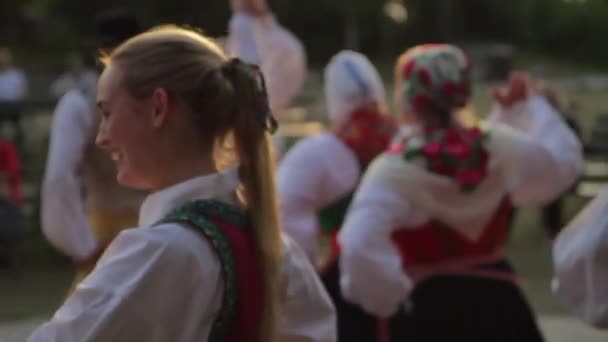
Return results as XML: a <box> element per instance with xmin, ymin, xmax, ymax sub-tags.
<box><xmin>150</xmin><ymin>87</ymin><xmax>170</xmax><ymax>128</ymax></box>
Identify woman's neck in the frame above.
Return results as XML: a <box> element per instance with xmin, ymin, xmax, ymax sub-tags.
<box><xmin>154</xmin><ymin>155</ymin><xmax>217</xmax><ymax>190</ymax></box>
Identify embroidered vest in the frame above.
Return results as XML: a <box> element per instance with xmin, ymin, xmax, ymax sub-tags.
<box><xmin>391</xmin><ymin>198</ymin><xmax>513</xmax><ymax>269</ymax></box>
<box><xmin>390</xmin><ymin>200</ymin><xmax>516</xmax><ymax>285</ymax></box>
<box><xmin>159</xmin><ymin>199</ymin><xmax>263</xmax><ymax>342</ymax></box>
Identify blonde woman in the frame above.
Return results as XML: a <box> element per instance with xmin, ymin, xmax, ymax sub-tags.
<box><xmin>30</xmin><ymin>26</ymin><xmax>334</xmax><ymax>342</ymax></box>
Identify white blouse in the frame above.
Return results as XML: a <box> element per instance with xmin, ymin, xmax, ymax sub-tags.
<box><xmin>41</xmin><ymin>90</ymin><xmax>100</xmax><ymax>261</ymax></box>
<box><xmin>226</xmin><ymin>12</ymin><xmax>307</xmax><ymax>118</ymax></box>
<box><xmin>30</xmin><ymin>169</ymin><xmax>336</xmax><ymax>342</ymax></box>
<box><xmin>277</xmin><ymin>125</ymin><xmax>418</xmax><ymax>264</ymax></box>
<box><xmin>338</xmin><ymin>95</ymin><xmax>584</xmax><ymax>318</ymax></box>
<box><xmin>41</xmin><ymin>90</ymin><xmax>145</xmax><ymax>262</ymax></box>
<box><xmin>278</xmin><ymin>133</ymin><xmax>360</xmax><ymax>262</ymax></box>
<box><xmin>553</xmin><ymin>187</ymin><xmax>608</xmax><ymax>329</ymax></box>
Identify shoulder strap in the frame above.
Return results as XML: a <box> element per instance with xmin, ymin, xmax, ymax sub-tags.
<box><xmin>158</xmin><ymin>199</ymin><xmax>247</xmax><ymax>342</ymax></box>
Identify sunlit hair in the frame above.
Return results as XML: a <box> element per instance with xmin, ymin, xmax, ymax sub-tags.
<box><xmin>102</xmin><ymin>25</ymin><xmax>282</xmax><ymax>342</ymax></box>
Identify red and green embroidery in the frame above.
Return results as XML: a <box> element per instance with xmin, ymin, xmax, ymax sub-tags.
<box><xmin>158</xmin><ymin>199</ymin><xmax>246</xmax><ymax>342</ymax></box>
<box><xmin>403</xmin><ymin>126</ymin><xmax>490</xmax><ymax>192</ymax></box>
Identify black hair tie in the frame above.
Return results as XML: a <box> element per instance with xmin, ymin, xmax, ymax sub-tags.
<box><xmin>221</xmin><ymin>58</ymin><xmax>278</xmax><ymax>134</ymax></box>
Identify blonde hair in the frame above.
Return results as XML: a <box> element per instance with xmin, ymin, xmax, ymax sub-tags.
<box><xmin>104</xmin><ymin>26</ymin><xmax>282</xmax><ymax>342</ymax></box>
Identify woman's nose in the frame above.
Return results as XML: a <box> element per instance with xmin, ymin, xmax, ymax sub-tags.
<box><xmin>95</xmin><ymin>123</ymin><xmax>109</xmax><ymax>149</ymax></box>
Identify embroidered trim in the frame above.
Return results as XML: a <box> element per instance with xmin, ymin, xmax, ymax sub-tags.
<box><xmin>403</xmin><ymin>127</ymin><xmax>490</xmax><ymax>192</ymax></box>
<box><xmin>158</xmin><ymin>199</ymin><xmax>246</xmax><ymax>342</ymax></box>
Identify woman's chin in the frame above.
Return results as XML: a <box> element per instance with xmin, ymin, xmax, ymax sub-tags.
<box><xmin>116</xmin><ymin>172</ymin><xmax>149</xmax><ymax>190</ymax></box>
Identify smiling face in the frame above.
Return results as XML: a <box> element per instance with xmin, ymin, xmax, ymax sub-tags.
<box><xmin>95</xmin><ymin>64</ymin><xmax>161</xmax><ymax>189</ymax></box>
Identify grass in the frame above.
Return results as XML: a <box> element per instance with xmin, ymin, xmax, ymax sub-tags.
<box><xmin>507</xmin><ymin>196</ymin><xmax>589</xmax><ymax>316</ymax></box>
<box><xmin>0</xmin><ymin>267</ymin><xmax>72</xmax><ymax>322</ymax></box>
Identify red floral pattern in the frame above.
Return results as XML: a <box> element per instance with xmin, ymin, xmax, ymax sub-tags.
<box><xmin>403</xmin><ymin>60</ymin><xmax>416</xmax><ymax>78</ymax></box>
<box><xmin>404</xmin><ymin>127</ymin><xmax>490</xmax><ymax>192</ymax></box>
<box><xmin>418</xmin><ymin>69</ymin><xmax>432</xmax><ymax>87</ymax></box>
<box><xmin>399</xmin><ymin>44</ymin><xmax>472</xmax><ymax>118</ymax></box>
<box><xmin>333</xmin><ymin>108</ymin><xmax>398</xmax><ymax>166</ymax></box>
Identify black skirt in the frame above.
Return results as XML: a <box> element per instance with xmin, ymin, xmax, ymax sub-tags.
<box><xmin>321</xmin><ymin>259</ymin><xmax>380</xmax><ymax>342</ymax></box>
<box><xmin>323</xmin><ymin>259</ymin><xmax>545</xmax><ymax>342</ymax></box>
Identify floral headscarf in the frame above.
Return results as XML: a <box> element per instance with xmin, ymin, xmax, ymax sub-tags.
<box><xmin>399</xmin><ymin>44</ymin><xmax>472</xmax><ymax>118</ymax></box>
<box><xmin>324</xmin><ymin>50</ymin><xmax>387</xmax><ymax>122</ymax></box>
<box><xmin>395</xmin><ymin>44</ymin><xmax>489</xmax><ymax>192</ymax></box>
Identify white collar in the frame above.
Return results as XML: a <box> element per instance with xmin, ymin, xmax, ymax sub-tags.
<box><xmin>138</xmin><ymin>168</ymin><xmax>240</xmax><ymax>226</ymax></box>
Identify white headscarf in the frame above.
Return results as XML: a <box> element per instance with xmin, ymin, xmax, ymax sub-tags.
<box><xmin>324</xmin><ymin>50</ymin><xmax>386</xmax><ymax>122</ymax></box>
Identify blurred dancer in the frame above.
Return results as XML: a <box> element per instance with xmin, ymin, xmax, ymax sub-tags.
<box><xmin>338</xmin><ymin>44</ymin><xmax>582</xmax><ymax>341</ymax></box>
<box><xmin>41</xmin><ymin>11</ymin><xmax>146</xmax><ymax>293</ymax></box>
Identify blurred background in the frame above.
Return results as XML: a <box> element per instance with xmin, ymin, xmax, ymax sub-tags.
<box><xmin>1</xmin><ymin>0</ymin><xmax>608</xmax><ymax>340</ymax></box>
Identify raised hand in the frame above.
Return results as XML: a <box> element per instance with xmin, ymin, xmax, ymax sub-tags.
<box><xmin>490</xmin><ymin>71</ymin><xmax>534</xmax><ymax>108</ymax></box>
<box><xmin>230</xmin><ymin>0</ymin><xmax>268</xmax><ymax>16</ymax></box>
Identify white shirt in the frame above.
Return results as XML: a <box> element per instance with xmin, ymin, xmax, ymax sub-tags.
<box><xmin>227</xmin><ymin>12</ymin><xmax>306</xmax><ymax>118</ymax></box>
<box><xmin>42</xmin><ymin>90</ymin><xmax>146</xmax><ymax>262</ymax></box>
<box><xmin>338</xmin><ymin>96</ymin><xmax>584</xmax><ymax>317</ymax></box>
<box><xmin>30</xmin><ymin>168</ymin><xmax>336</xmax><ymax>342</ymax></box>
<box><xmin>0</xmin><ymin>67</ymin><xmax>27</xmax><ymax>100</ymax></box>
<box><xmin>41</xmin><ymin>90</ymin><xmax>98</xmax><ymax>261</ymax></box>
<box><xmin>278</xmin><ymin>133</ymin><xmax>360</xmax><ymax>262</ymax></box>
<box><xmin>553</xmin><ymin>187</ymin><xmax>608</xmax><ymax>329</ymax></box>
<box><xmin>50</xmin><ymin>70</ymin><xmax>98</xmax><ymax>99</ymax></box>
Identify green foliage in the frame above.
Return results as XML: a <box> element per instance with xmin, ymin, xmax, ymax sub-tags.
<box><xmin>3</xmin><ymin>0</ymin><xmax>608</xmax><ymax>71</ymax></box>
<box><xmin>318</xmin><ymin>0</ymin><xmax>383</xmax><ymax>14</ymax></box>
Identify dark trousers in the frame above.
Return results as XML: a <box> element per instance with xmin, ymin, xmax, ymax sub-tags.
<box><xmin>391</xmin><ymin>273</ymin><xmax>545</xmax><ymax>341</ymax></box>
<box><xmin>322</xmin><ymin>259</ymin><xmax>544</xmax><ymax>342</ymax></box>
<box><xmin>322</xmin><ymin>260</ymin><xmax>379</xmax><ymax>342</ymax></box>
<box><xmin>542</xmin><ymin>198</ymin><xmax>563</xmax><ymax>239</ymax></box>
